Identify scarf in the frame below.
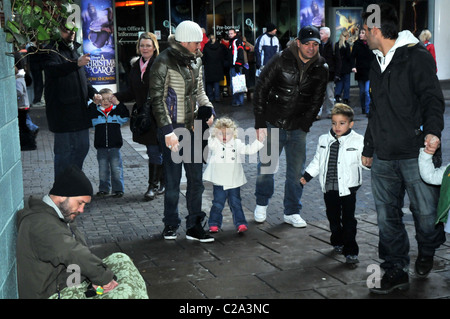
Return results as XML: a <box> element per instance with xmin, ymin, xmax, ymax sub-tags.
<box><xmin>101</xmin><ymin>105</ymin><xmax>113</xmax><ymax>116</ymax></box>
<box><xmin>140</xmin><ymin>57</ymin><xmax>149</xmax><ymax>80</ymax></box>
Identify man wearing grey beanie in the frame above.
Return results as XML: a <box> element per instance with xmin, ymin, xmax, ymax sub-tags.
<box><xmin>149</xmin><ymin>20</ymin><xmax>215</xmax><ymax>242</ymax></box>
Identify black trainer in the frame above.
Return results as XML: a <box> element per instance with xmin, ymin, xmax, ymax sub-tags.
<box><xmin>415</xmin><ymin>255</ymin><xmax>434</xmax><ymax>278</ymax></box>
<box><xmin>186</xmin><ymin>223</ymin><xmax>214</xmax><ymax>243</ymax></box>
<box><xmin>369</xmin><ymin>268</ymin><xmax>410</xmax><ymax>295</ymax></box>
<box><xmin>162</xmin><ymin>225</ymin><xmax>178</xmax><ymax>240</ymax></box>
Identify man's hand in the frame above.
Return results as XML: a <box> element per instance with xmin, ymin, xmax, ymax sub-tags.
<box><xmin>362</xmin><ymin>156</ymin><xmax>373</xmax><ymax>168</ymax></box>
<box><xmin>93</xmin><ymin>279</ymin><xmax>118</xmax><ymax>294</ymax></box>
<box><xmin>77</xmin><ymin>53</ymin><xmax>91</xmax><ymax>67</ymax></box>
<box><xmin>424</xmin><ymin>134</ymin><xmax>440</xmax><ymax>155</ymax></box>
<box><xmin>300</xmin><ymin>177</ymin><xmax>307</xmax><ymax>185</ymax></box>
<box><xmin>165</xmin><ymin>133</ymin><xmax>180</xmax><ymax>152</ymax></box>
<box><xmin>256</xmin><ymin>128</ymin><xmax>267</xmax><ymax>142</ymax></box>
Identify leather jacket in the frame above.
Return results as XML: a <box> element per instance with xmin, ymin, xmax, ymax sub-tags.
<box><xmin>254</xmin><ymin>43</ymin><xmax>328</xmax><ymax>132</ymax></box>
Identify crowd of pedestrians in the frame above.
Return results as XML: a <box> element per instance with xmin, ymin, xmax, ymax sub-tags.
<box><xmin>14</xmin><ymin>3</ymin><xmax>448</xmax><ymax>299</ymax></box>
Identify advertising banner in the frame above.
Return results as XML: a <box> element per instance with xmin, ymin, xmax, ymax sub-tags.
<box><xmin>299</xmin><ymin>0</ymin><xmax>325</xmax><ymax>29</ymax></box>
<box><xmin>81</xmin><ymin>0</ymin><xmax>116</xmax><ymax>91</ymax></box>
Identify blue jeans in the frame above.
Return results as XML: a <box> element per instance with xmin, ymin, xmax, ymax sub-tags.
<box><xmin>53</xmin><ymin>129</ymin><xmax>89</xmax><ymax>178</ymax></box>
<box><xmin>146</xmin><ymin>144</ymin><xmax>163</xmax><ymax>165</ymax></box>
<box><xmin>335</xmin><ymin>73</ymin><xmax>350</xmax><ymax>100</ymax></box>
<box><xmin>255</xmin><ymin>123</ymin><xmax>307</xmax><ymax>215</ymax></box>
<box><xmin>206</xmin><ymin>81</ymin><xmax>221</xmax><ymax>102</ymax></box>
<box><xmin>230</xmin><ymin>68</ymin><xmax>244</xmax><ymax>106</ymax></box>
<box><xmin>371</xmin><ymin>154</ymin><xmax>446</xmax><ymax>271</ymax></box>
<box><xmin>159</xmin><ymin>129</ymin><xmax>205</xmax><ymax>229</ymax></box>
<box><xmin>209</xmin><ymin>185</ymin><xmax>248</xmax><ymax>229</ymax></box>
<box><xmin>358</xmin><ymin>80</ymin><xmax>370</xmax><ymax>114</ymax></box>
<box><xmin>97</xmin><ymin>148</ymin><xmax>124</xmax><ymax>193</ymax></box>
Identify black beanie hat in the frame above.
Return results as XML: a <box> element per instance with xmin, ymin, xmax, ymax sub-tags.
<box><xmin>266</xmin><ymin>23</ymin><xmax>277</xmax><ymax>33</ymax></box>
<box><xmin>49</xmin><ymin>165</ymin><xmax>93</xmax><ymax>197</ymax></box>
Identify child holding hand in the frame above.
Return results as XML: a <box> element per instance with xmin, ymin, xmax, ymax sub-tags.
<box><xmin>300</xmin><ymin>104</ymin><xmax>368</xmax><ymax>267</ymax></box>
<box><xmin>418</xmin><ymin>135</ymin><xmax>450</xmax><ymax>233</ymax></box>
<box><xmin>204</xmin><ymin>117</ymin><xmax>264</xmax><ymax>233</ymax></box>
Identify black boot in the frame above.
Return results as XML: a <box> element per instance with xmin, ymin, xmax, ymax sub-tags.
<box><xmin>335</xmin><ymin>95</ymin><xmax>342</xmax><ymax>103</ymax></box>
<box><xmin>144</xmin><ymin>163</ymin><xmax>158</xmax><ymax>201</ymax></box>
<box><xmin>155</xmin><ymin>164</ymin><xmax>165</xmax><ymax>195</ymax></box>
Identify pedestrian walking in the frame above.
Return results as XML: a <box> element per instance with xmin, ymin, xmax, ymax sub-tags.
<box><xmin>113</xmin><ymin>32</ymin><xmax>165</xmax><ymax>201</ymax></box>
<box><xmin>254</xmin><ymin>23</ymin><xmax>281</xmax><ymax>79</ymax></box>
<box><xmin>360</xmin><ymin>3</ymin><xmax>446</xmax><ymax>294</ymax></box>
<box><xmin>334</xmin><ymin>30</ymin><xmax>352</xmax><ymax>105</ymax></box>
<box><xmin>149</xmin><ymin>20</ymin><xmax>215</xmax><ymax>242</ymax></box>
<box><xmin>253</xmin><ymin>25</ymin><xmax>328</xmax><ymax>228</ymax></box>
<box><xmin>202</xmin><ymin>33</ymin><xmax>227</xmax><ymax>102</ymax></box>
<box><xmin>203</xmin><ymin>117</ymin><xmax>264</xmax><ymax>234</ymax></box>
<box><xmin>42</xmin><ymin>19</ymin><xmax>101</xmax><ymax>179</ymax></box>
<box><xmin>419</xmin><ymin>29</ymin><xmax>437</xmax><ymax>73</ymax></box>
<box><xmin>351</xmin><ymin>28</ymin><xmax>374</xmax><ymax>115</ymax></box>
<box><xmin>317</xmin><ymin>26</ymin><xmax>341</xmax><ymax>120</ymax></box>
<box><xmin>88</xmin><ymin>88</ymin><xmax>129</xmax><ymax>198</ymax></box>
<box><xmin>228</xmin><ymin>28</ymin><xmax>246</xmax><ymax>106</ymax></box>
<box><xmin>301</xmin><ymin>104</ymin><xmax>368</xmax><ymax>268</ymax></box>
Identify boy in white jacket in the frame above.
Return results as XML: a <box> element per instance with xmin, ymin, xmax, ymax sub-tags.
<box><xmin>204</xmin><ymin>117</ymin><xmax>264</xmax><ymax>233</ymax></box>
<box><xmin>301</xmin><ymin>104</ymin><xmax>368</xmax><ymax>267</ymax></box>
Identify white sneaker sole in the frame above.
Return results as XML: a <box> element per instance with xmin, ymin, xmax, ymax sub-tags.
<box><xmin>284</xmin><ymin>216</ymin><xmax>307</xmax><ymax>228</ymax></box>
<box><xmin>186</xmin><ymin>235</ymin><xmax>215</xmax><ymax>243</ymax></box>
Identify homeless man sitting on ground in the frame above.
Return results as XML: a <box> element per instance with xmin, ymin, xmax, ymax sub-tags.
<box><xmin>16</xmin><ymin>165</ymin><xmax>148</xmax><ymax>299</ymax></box>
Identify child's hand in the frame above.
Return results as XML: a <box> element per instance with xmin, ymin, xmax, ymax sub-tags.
<box><xmin>424</xmin><ymin>135</ymin><xmax>440</xmax><ymax>155</ymax></box>
<box><xmin>207</xmin><ymin>115</ymin><xmax>214</xmax><ymax>127</ymax></box>
<box><xmin>300</xmin><ymin>177</ymin><xmax>307</xmax><ymax>185</ymax></box>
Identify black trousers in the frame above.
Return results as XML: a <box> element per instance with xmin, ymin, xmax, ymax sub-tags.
<box><xmin>324</xmin><ymin>190</ymin><xmax>359</xmax><ymax>256</ymax></box>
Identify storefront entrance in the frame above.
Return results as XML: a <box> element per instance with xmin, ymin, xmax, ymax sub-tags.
<box><xmin>113</xmin><ymin>0</ymin><xmax>297</xmax><ymax>90</ymax></box>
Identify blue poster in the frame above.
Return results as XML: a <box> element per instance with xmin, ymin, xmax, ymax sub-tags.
<box><xmin>299</xmin><ymin>0</ymin><xmax>325</xmax><ymax>29</ymax></box>
<box><xmin>81</xmin><ymin>0</ymin><xmax>116</xmax><ymax>87</ymax></box>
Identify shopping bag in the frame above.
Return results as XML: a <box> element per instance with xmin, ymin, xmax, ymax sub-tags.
<box><xmin>232</xmin><ymin>73</ymin><xmax>247</xmax><ymax>94</ymax></box>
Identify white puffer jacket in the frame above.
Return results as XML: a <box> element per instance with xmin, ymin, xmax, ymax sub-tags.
<box><xmin>305</xmin><ymin>129</ymin><xmax>369</xmax><ymax>196</ymax></box>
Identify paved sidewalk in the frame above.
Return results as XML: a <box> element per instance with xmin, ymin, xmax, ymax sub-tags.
<box><xmin>21</xmin><ymin>83</ymin><xmax>450</xmax><ymax>300</ymax></box>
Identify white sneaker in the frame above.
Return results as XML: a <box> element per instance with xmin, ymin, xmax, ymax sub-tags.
<box><xmin>254</xmin><ymin>205</ymin><xmax>267</xmax><ymax>223</ymax></box>
<box><xmin>284</xmin><ymin>214</ymin><xmax>307</xmax><ymax>228</ymax></box>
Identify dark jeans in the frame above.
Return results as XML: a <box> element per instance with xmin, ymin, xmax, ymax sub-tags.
<box><xmin>206</xmin><ymin>81</ymin><xmax>221</xmax><ymax>102</ymax></box>
<box><xmin>208</xmin><ymin>185</ymin><xmax>248</xmax><ymax>229</ymax></box>
<box><xmin>324</xmin><ymin>191</ymin><xmax>358</xmax><ymax>256</ymax></box>
<box><xmin>358</xmin><ymin>80</ymin><xmax>370</xmax><ymax>114</ymax></box>
<box><xmin>371</xmin><ymin>154</ymin><xmax>446</xmax><ymax>271</ymax></box>
<box><xmin>335</xmin><ymin>73</ymin><xmax>350</xmax><ymax>100</ymax></box>
<box><xmin>255</xmin><ymin>123</ymin><xmax>307</xmax><ymax>215</ymax></box>
<box><xmin>97</xmin><ymin>148</ymin><xmax>124</xmax><ymax>193</ymax></box>
<box><xmin>159</xmin><ymin>129</ymin><xmax>205</xmax><ymax>229</ymax></box>
<box><xmin>53</xmin><ymin>129</ymin><xmax>89</xmax><ymax>178</ymax></box>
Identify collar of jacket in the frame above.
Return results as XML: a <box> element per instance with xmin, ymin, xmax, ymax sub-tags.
<box><xmin>168</xmin><ymin>34</ymin><xmax>203</xmax><ymax>65</ymax></box>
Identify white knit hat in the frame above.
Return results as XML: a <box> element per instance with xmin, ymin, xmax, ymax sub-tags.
<box><xmin>175</xmin><ymin>21</ymin><xmax>203</xmax><ymax>42</ymax></box>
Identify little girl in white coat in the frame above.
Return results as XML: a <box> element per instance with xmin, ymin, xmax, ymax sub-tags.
<box><xmin>203</xmin><ymin>117</ymin><xmax>264</xmax><ymax>233</ymax></box>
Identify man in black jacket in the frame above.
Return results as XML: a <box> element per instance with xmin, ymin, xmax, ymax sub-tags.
<box><xmin>253</xmin><ymin>25</ymin><xmax>328</xmax><ymax>228</ymax></box>
<box><xmin>42</xmin><ymin>21</ymin><xmax>101</xmax><ymax>179</ymax></box>
<box><xmin>361</xmin><ymin>3</ymin><xmax>446</xmax><ymax>295</ymax></box>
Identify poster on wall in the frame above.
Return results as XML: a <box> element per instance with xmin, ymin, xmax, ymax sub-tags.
<box><xmin>335</xmin><ymin>8</ymin><xmax>363</xmax><ymax>44</ymax></box>
<box><xmin>81</xmin><ymin>0</ymin><xmax>116</xmax><ymax>91</ymax></box>
<box><xmin>299</xmin><ymin>0</ymin><xmax>325</xmax><ymax>29</ymax></box>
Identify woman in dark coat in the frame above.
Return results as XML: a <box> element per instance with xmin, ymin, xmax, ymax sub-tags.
<box><xmin>335</xmin><ymin>29</ymin><xmax>352</xmax><ymax>104</ymax></box>
<box><xmin>351</xmin><ymin>29</ymin><xmax>375</xmax><ymax>115</ymax></box>
<box><xmin>113</xmin><ymin>32</ymin><xmax>164</xmax><ymax>201</ymax></box>
<box><xmin>202</xmin><ymin>34</ymin><xmax>227</xmax><ymax>102</ymax></box>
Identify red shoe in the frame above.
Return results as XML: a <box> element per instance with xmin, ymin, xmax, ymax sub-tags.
<box><xmin>209</xmin><ymin>226</ymin><xmax>219</xmax><ymax>233</ymax></box>
<box><xmin>237</xmin><ymin>225</ymin><xmax>248</xmax><ymax>233</ymax></box>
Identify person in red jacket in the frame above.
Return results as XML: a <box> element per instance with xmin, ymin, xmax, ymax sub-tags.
<box><xmin>419</xmin><ymin>29</ymin><xmax>437</xmax><ymax>73</ymax></box>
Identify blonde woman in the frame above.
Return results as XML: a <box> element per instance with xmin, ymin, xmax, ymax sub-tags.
<box><xmin>419</xmin><ymin>29</ymin><xmax>437</xmax><ymax>72</ymax></box>
<box><xmin>113</xmin><ymin>32</ymin><xmax>164</xmax><ymax>201</ymax></box>
<box><xmin>335</xmin><ymin>30</ymin><xmax>352</xmax><ymax>104</ymax></box>
<box><xmin>203</xmin><ymin>117</ymin><xmax>264</xmax><ymax>233</ymax></box>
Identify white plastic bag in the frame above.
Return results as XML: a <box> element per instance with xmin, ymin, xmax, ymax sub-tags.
<box><xmin>232</xmin><ymin>73</ymin><xmax>247</xmax><ymax>94</ymax></box>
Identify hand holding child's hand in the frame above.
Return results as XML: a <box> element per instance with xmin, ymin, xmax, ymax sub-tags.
<box><xmin>300</xmin><ymin>177</ymin><xmax>307</xmax><ymax>185</ymax></box>
<box><xmin>424</xmin><ymin>134</ymin><xmax>440</xmax><ymax>155</ymax></box>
